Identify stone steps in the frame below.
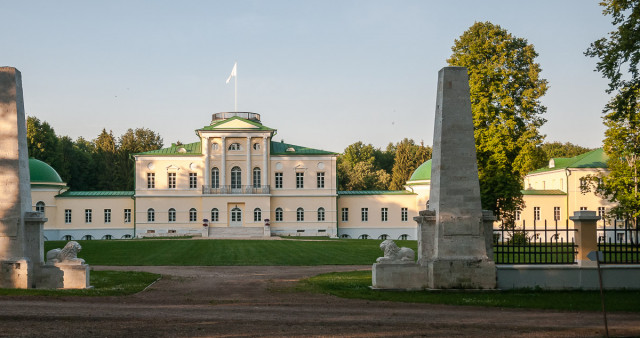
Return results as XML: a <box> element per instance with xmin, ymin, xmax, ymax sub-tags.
<box><xmin>207</xmin><ymin>227</ymin><xmax>267</xmax><ymax>238</ymax></box>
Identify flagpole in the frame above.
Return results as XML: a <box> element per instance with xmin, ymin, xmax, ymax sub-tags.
<box><xmin>235</xmin><ymin>62</ymin><xmax>238</xmax><ymax>112</ymax></box>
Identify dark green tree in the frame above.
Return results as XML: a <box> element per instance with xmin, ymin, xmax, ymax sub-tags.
<box><xmin>93</xmin><ymin>129</ymin><xmax>118</xmax><ymax>190</ymax></box>
<box><xmin>26</xmin><ymin>116</ymin><xmax>58</xmax><ymax>166</ymax></box>
<box><xmin>68</xmin><ymin>137</ymin><xmax>96</xmax><ymax>191</ymax></box>
<box><xmin>338</xmin><ymin>141</ymin><xmax>393</xmax><ymax>191</ymax></box>
<box><xmin>585</xmin><ymin>0</ymin><xmax>640</xmax><ymax>224</ymax></box>
<box><xmin>447</xmin><ymin>21</ymin><xmax>548</xmax><ymax>222</ymax></box>
<box><xmin>540</xmin><ymin>142</ymin><xmax>593</xmax><ymax>162</ymax></box>
<box><xmin>117</xmin><ymin>128</ymin><xmax>163</xmax><ymax>190</ymax></box>
<box><xmin>389</xmin><ymin>138</ymin><xmax>431</xmax><ymax>190</ymax></box>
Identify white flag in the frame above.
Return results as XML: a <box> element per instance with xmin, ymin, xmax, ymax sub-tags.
<box><xmin>226</xmin><ymin>62</ymin><xmax>237</xmax><ymax>84</ymax></box>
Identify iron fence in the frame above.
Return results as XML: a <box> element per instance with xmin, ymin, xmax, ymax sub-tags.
<box><xmin>597</xmin><ymin>218</ymin><xmax>640</xmax><ymax>264</ymax></box>
<box><xmin>493</xmin><ymin>219</ymin><xmax>577</xmax><ymax>264</ymax></box>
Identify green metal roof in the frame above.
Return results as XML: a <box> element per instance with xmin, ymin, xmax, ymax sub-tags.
<box><xmin>271</xmin><ymin>141</ymin><xmax>337</xmax><ymax>156</ymax></box>
<box><xmin>338</xmin><ymin>190</ymin><xmax>416</xmax><ymax>195</ymax></box>
<box><xmin>521</xmin><ymin>189</ymin><xmax>567</xmax><ymax>196</ymax></box>
<box><xmin>57</xmin><ymin>191</ymin><xmax>134</xmax><ymax>197</ymax></box>
<box><xmin>199</xmin><ymin>116</ymin><xmax>276</xmax><ymax>131</ymax></box>
<box><xmin>408</xmin><ymin>159</ymin><xmax>432</xmax><ymax>182</ymax></box>
<box><xmin>29</xmin><ymin>158</ymin><xmax>64</xmax><ymax>184</ymax></box>
<box><xmin>529</xmin><ymin>148</ymin><xmax>607</xmax><ymax>174</ymax></box>
<box><xmin>136</xmin><ymin>141</ymin><xmax>202</xmax><ymax>156</ymax></box>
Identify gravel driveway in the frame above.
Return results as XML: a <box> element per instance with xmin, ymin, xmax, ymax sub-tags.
<box><xmin>0</xmin><ymin>265</ymin><xmax>638</xmax><ymax>337</ymax></box>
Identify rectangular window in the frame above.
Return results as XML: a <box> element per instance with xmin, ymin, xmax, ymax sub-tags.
<box><xmin>65</xmin><ymin>209</ymin><xmax>72</xmax><ymax>224</ymax></box>
<box><xmin>104</xmin><ymin>209</ymin><xmax>111</xmax><ymax>223</ymax></box>
<box><xmin>401</xmin><ymin>208</ymin><xmax>408</xmax><ymax>222</ymax></box>
<box><xmin>341</xmin><ymin>208</ymin><xmax>349</xmax><ymax>222</ymax></box>
<box><xmin>147</xmin><ymin>173</ymin><xmax>155</xmax><ymax>188</ymax></box>
<box><xmin>381</xmin><ymin>208</ymin><xmax>388</xmax><ymax>222</ymax></box>
<box><xmin>296</xmin><ymin>172</ymin><xmax>304</xmax><ymax>189</ymax></box>
<box><xmin>580</xmin><ymin>178</ymin><xmax>588</xmax><ymax>189</ymax></box>
<box><xmin>189</xmin><ymin>173</ymin><xmax>197</xmax><ymax>189</ymax></box>
<box><xmin>85</xmin><ymin>209</ymin><xmax>92</xmax><ymax>223</ymax></box>
<box><xmin>598</xmin><ymin>206</ymin><xmax>606</xmax><ymax>219</ymax></box>
<box><xmin>515</xmin><ymin>210</ymin><xmax>521</xmax><ymax>221</ymax></box>
<box><xmin>361</xmin><ymin>208</ymin><xmax>368</xmax><ymax>222</ymax></box>
<box><xmin>534</xmin><ymin>207</ymin><xmax>541</xmax><ymax>221</ymax></box>
<box><xmin>275</xmin><ymin>172</ymin><xmax>283</xmax><ymax>189</ymax></box>
<box><xmin>124</xmin><ymin>209</ymin><xmax>131</xmax><ymax>223</ymax></box>
<box><xmin>580</xmin><ymin>206</ymin><xmax>588</xmax><ymax>211</ymax></box>
<box><xmin>168</xmin><ymin>172</ymin><xmax>176</xmax><ymax>189</ymax></box>
<box><xmin>317</xmin><ymin>172</ymin><xmax>325</xmax><ymax>188</ymax></box>
<box><xmin>553</xmin><ymin>207</ymin><xmax>560</xmax><ymax>221</ymax></box>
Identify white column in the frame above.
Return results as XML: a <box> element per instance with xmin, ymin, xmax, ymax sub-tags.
<box><xmin>203</xmin><ymin>136</ymin><xmax>210</xmax><ymax>190</ymax></box>
<box><xmin>263</xmin><ymin>136</ymin><xmax>268</xmax><ymax>189</ymax></box>
<box><xmin>221</xmin><ymin>136</ymin><xmax>227</xmax><ymax>188</ymax></box>
<box><xmin>246</xmin><ymin>136</ymin><xmax>251</xmax><ymax>188</ymax></box>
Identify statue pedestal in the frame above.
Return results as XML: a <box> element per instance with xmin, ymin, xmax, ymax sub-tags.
<box><xmin>372</xmin><ymin>263</ymin><xmax>428</xmax><ymax>290</ymax></box>
<box><xmin>37</xmin><ymin>263</ymin><xmax>90</xmax><ymax>289</ymax></box>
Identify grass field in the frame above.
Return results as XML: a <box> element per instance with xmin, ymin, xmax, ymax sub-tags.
<box><xmin>0</xmin><ymin>270</ymin><xmax>159</xmax><ymax>296</ymax></box>
<box><xmin>44</xmin><ymin>238</ymin><xmax>413</xmax><ymax>266</ymax></box>
<box><xmin>299</xmin><ymin>270</ymin><xmax>640</xmax><ymax>312</ymax></box>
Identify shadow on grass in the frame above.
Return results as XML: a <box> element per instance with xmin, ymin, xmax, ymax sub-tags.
<box><xmin>298</xmin><ymin>270</ymin><xmax>640</xmax><ymax>312</ymax></box>
<box><xmin>0</xmin><ymin>270</ymin><xmax>160</xmax><ymax>296</ymax></box>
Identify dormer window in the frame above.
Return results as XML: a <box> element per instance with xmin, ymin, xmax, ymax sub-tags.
<box><xmin>229</xmin><ymin>143</ymin><xmax>241</xmax><ymax>151</ymax></box>
<box><xmin>286</xmin><ymin>147</ymin><xmax>295</xmax><ymax>152</ymax></box>
<box><xmin>178</xmin><ymin>147</ymin><xmax>187</xmax><ymax>153</ymax></box>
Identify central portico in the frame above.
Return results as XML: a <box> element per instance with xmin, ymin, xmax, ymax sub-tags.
<box><xmin>133</xmin><ymin>112</ymin><xmax>338</xmax><ymax>237</ymax></box>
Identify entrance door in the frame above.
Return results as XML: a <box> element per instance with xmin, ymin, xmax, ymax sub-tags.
<box><xmin>230</xmin><ymin>206</ymin><xmax>242</xmax><ymax>227</ymax></box>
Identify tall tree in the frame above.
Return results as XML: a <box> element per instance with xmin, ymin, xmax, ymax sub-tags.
<box><xmin>338</xmin><ymin>141</ymin><xmax>394</xmax><ymax>191</ymax></box>
<box><xmin>117</xmin><ymin>128</ymin><xmax>163</xmax><ymax>190</ymax></box>
<box><xmin>389</xmin><ymin>138</ymin><xmax>432</xmax><ymax>190</ymax></box>
<box><xmin>68</xmin><ymin>137</ymin><xmax>96</xmax><ymax>191</ymax></box>
<box><xmin>585</xmin><ymin>0</ymin><xmax>640</xmax><ymax>224</ymax></box>
<box><xmin>447</xmin><ymin>21</ymin><xmax>548</xmax><ymax>222</ymax></box>
<box><xmin>93</xmin><ymin>129</ymin><xmax>118</xmax><ymax>190</ymax></box>
<box><xmin>540</xmin><ymin>142</ymin><xmax>593</xmax><ymax>161</ymax></box>
<box><xmin>26</xmin><ymin>116</ymin><xmax>59</xmax><ymax>166</ymax></box>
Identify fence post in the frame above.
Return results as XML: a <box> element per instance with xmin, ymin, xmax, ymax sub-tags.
<box><xmin>570</xmin><ymin>210</ymin><xmax>601</xmax><ymax>267</ymax></box>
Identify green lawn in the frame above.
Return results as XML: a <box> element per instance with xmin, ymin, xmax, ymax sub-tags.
<box><xmin>299</xmin><ymin>270</ymin><xmax>640</xmax><ymax>312</ymax></box>
<box><xmin>0</xmin><ymin>270</ymin><xmax>159</xmax><ymax>296</ymax></box>
<box><xmin>44</xmin><ymin>238</ymin><xmax>414</xmax><ymax>266</ymax></box>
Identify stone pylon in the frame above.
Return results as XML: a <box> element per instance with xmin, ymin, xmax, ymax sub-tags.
<box><xmin>372</xmin><ymin>67</ymin><xmax>495</xmax><ymax>290</ymax></box>
<box><xmin>416</xmin><ymin>66</ymin><xmax>496</xmax><ymax>288</ymax></box>
<box><xmin>0</xmin><ymin>67</ymin><xmax>62</xmax><ymax>289</ymax></box>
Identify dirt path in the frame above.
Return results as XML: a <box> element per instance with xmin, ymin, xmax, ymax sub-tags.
<box><xmin>0</xmin><ymin>265</ymin><xmax>638</xmax><ymax>337</ymax></box>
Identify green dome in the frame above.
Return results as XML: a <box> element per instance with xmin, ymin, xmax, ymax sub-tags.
<box><xmin>29</xmin><ymin>158</ymin><xmax>64</xmax><ymax>184</ymax></box>
<box><xmin>408</xmin><ymin>159</ymin><xmax>431</xmax><ymax>181</ymax></box>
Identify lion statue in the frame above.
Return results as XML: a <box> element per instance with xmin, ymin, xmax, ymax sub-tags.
<box><xmin>376</xmin><ymin>239</ymin><xmax>415</xmax><ymax>263</ymax></box>
<box><xmin>46</xmin><ymin>241</ymin><xmax>85</xmax><ymax>265</ymax></box>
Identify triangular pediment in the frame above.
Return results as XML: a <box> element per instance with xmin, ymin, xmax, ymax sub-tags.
<box><xmin>213</xmin><ymin>119</ymin><xmax>260</xmax><ymax>129</ymax></box>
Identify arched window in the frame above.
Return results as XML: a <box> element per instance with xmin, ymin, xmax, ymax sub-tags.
<box><xmin>228</xmin><ymin>143</ymin><xmax>241</xmax><ymax>151</ymax></box>
<box><xmin>297</xmin><ymin>207</ymin><xmax>304</xmax><ymax>222</ymax></box>
<box><xmin>253</xmin><ymin>167</ymin><xmax>261</xmax><ymax>188</ymax></box>
<box><xmin>231</xmin><ymin>166</ymin><xmax>242</xmax><ymax>189</ymax></box>
<box><xmin>147</xmin><ymin>208</ymin><xmax>155</xmax><ymax>222</ymax></box>
<box><xmin>211</xmin><ymin>167</ymin><xmax>220</xmax><ymax>189</ymax></box>
<box><xmin>398</xmin><ymin>234</ymin><xmax>409</xmax><ymax>240</ymax></box>
<box><xmin>82</xmin><ymin>235</ymin><xmax>93</xmax><ymax>240</ymax></box>
<box><xmin>102</xmin><ymin>234</ymin><xmax>113</xmax><ymax>240</ymax></box>
<box><xmin>121</xmin><ymin>234</ymin><xmax>132</xmax><ymax>239</ymax></box>
<box><xmin>275</xmin><ymin>207</ymin><xmax>283</xmax><ymax>222</ymax></box>
<box><xmin>62</xmin><ymin>235</ymin><xmax>73</xmax><ymax>241</ymax></box>
<box><xmin>231</xmin><ymin>207</ymin><xmax>242</xmax><ymax>222</ymax></box>
<box><xmin>378</xmin><ymin>234</ymin><xmax>389</xmax><ymax>240</ymax></box>
<box><xmin>317</xmin><ymin>207</ymin><xmax>325</xmax><ymax>222</ymax></box>
<box><xmin>168</xmin><ymin>208</ymin><xmax>176</xmax><ymax>222</ymax></box>
<box><xmin>189</xmin><ymin>208</ymin><xmax>197</xmax><ymax>222</ymax></box>
<box><xmin>253</xmin><ymin>143</ymin><xmax>260</xmax><ymax>150</ymax></box>
<box><xmin>358</xmin><ymin>234</ymin><xmax>369</xmax><ymax>239</ymax></box>
<box><xmin>340</xmin><ymin>234</ymin><xmax>351</xmax><ymax>239</ymax></box>
<box><xmin>254</xmin><ymin>208</ymin><xmax>262</xmax><ymax>222</ymax></box>
<box><xmin>212</xmin><ymin>143</ymin><xmax>219</xmax><ymax>151</ymax></box>
<box><xmin>35</xmin><ymin>201</ymin><xmax>45</xmax><ymax>215</ymax></box>
<box><xmin>211</xmin><ymin>208</ymin><xmax>219</xmax><ymax>222</ymax></box>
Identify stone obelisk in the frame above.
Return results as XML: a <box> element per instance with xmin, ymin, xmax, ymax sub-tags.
<box><xmin>418</xmin><ymin>66</ymin><xmax>496</xmax><ymax>288</ymax></box>
<box><xmin>0</xmin><ymin>67</ymin><xmax>38</xmax><ymax>287</ymax></box>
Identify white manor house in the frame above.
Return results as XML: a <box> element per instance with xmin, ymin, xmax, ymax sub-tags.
<box><xmin>30</xmin><ymin>112</ymin><xmax>612</xmax><ymax>240</ymax></box>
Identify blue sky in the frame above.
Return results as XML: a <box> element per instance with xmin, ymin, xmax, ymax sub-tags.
<box><xmin>1</xmin><ymin>1</ymin><xmax>613</xmax><ymax>152</ymax></box>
